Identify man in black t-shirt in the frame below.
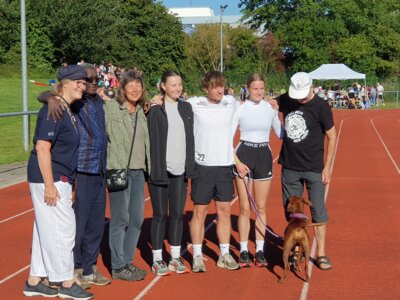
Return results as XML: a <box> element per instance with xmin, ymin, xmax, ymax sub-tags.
<box><xmin>277</xmin><ymin>72</ymin><xmax>337</xmax><ymax>271</ymax></box>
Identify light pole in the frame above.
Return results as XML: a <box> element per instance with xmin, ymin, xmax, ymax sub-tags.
<box><xmin>220</xmin><ymin>5</ymin><xmax>228</xmax><ymax>73</ymax></box>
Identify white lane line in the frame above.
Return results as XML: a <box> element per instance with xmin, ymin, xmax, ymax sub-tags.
<box><xmin>134</xmin><ymin>196</ymin><xmax>239</xmax><ymax>300</ymax></box>
<box><xmin>370</xmin><ymin>119</ymin><xmax>400</xmax><ymax>175</ymax></box>
<box><xmin>0</xmin><ymin>209</ymin><xmax>34</xmax><ymax>224</ymax></box>
<box><xmin>0</xmin><ymin>196</ymin><xmax>151</xmax><ymax>284</ymax></box>
<box><xmin>0</xmin><ymin>195</ymin><xmax>151</xmax><ymax>225</ymax></box>
<box><xmin>300</xmin><ymin>119</ymin><xmax>343</xmax><ymax>300</ymax></box>
<box><xmin>134</xmin><ymin>156</ymin><xmax>280</xmax><ymax>300</ymax></box>
<box><xmin>0</xmin><ymin>265</ymin><xmax>30</xmax><ymax>285</ymax></box>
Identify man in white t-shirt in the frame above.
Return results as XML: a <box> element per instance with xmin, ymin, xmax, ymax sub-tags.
<box><xmin>187</xmin><ymin>71</ymin><xmax>240</xmax><ymax>272</ymax></box>
<box><xmin>376</xmin><ymin>82</ymin><xmax>385</xmax><ymax>106</ymax></box>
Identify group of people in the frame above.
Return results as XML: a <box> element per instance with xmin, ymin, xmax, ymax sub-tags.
<box><xmin>24</xmin><ymin>64</ymin><xmax>337</xmax><ymax>299</ymax></box>
<box><xmin>318</xmin><ymin>82</ymin><xmax>385</xmax><ymax>109</ymax></box>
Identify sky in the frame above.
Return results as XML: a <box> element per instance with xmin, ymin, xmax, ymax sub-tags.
<box><xmin>161</xmin><ymin>0</ymin><xmax>242</xmax><ymax>16</ymax></box>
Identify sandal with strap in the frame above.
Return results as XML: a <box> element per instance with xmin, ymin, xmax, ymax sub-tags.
<box><xmin>289</xmin><ymin>250</ymin><xmax>304</xmax><ymax>267</ymax></box>
<box><xmin>316</xmin><ymin>256</ymin><xmax>332</xmax><ymax>270</ymax></box>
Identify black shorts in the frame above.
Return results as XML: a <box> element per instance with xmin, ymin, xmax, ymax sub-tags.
<box><xmin>234</xmin><ymin>141</ymin><xmax>273</xmax><ymax>180</ymax></box>
<box><xmin>191</xmin><ymin>164</ymin><xmax>235</xmax><ymax>205</ymax></box>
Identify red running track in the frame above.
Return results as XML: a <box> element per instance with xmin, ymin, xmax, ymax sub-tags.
<box><xmin>0</xmin><ymin>109</ymin><xmax>399</xmax><ymax>299</ymax></box>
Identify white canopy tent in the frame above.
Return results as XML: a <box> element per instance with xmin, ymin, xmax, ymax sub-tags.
<box><xmin>309</xmin><ymin>64</ymin><xmax>366</xmax><ymax>85</ymax></box>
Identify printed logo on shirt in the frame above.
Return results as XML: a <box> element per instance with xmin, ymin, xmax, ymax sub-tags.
<box><xmin>221</xmin><ymin>100</ymin><xmax>229</xmax><ymax>106</ymax></box>
<box><xmin>48</xmin><ymin>132</ymin><xmax>54</xmax><ymax>137</ymax></box>
<box><xmin>285</xmin><ymin>111</ymin><xmax>308</xmax><ymax>143</ymax></box>
<box><xmin>197</xmin><ymin>99</ymin><xmax>208</xmax><ymax>106</ymax></box>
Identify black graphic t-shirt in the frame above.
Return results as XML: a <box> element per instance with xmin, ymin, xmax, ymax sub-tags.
<box><xmin>277</xmin><ymin>93</ymin><xmax>334</xmax><ymax>172</ymax></box>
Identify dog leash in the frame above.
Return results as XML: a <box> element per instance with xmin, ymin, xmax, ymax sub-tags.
<box><xmin>242</xmin><ymin>173</ymin><xmax>283</xmax><ymax>240</ymax></box>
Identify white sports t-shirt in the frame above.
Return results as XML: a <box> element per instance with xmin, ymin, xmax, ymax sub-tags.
<box><xmin>187</xmin><ymin>95</ymin><xmax>238</xmax><ymax>166</ymax></box>
<box><xmin>232</xmin><ymin>100</ymin><xmax>283</xmax><ymax>143</ymax></box>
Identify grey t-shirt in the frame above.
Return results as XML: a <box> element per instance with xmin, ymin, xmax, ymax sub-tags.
<box><xmin>128</xmin><ymin>112</ymin><xmax>146</xmax><ymax>170</ymax></box>
<box><xmin>165</xmin><ymin>101</ymin><xmax>186</xmax><ymax>175</ymax></box>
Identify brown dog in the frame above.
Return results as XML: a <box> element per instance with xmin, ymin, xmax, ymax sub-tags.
<box><xmin>279</xmin><ymin>196</ymin><xmax>314</xmax><ymax>283</ymax></box>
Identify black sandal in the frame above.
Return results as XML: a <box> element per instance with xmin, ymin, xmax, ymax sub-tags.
<box><xmin>289</xmin><ymin>249</ymin><xmax>305</xmax><ymax>266</ymax></box>
<box><xmin>316</xmin><ymin>256</ymin><xmax>332</xmax><ymax>270</ymax></box>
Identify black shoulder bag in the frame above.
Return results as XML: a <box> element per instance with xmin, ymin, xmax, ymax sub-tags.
<box><xmin>106</xmin><ymin>112</ymin><xmax>138</xmax><ymax>192</ymax></box>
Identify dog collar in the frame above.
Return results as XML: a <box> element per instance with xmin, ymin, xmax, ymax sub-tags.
<box><xmin>289</xmin><ymin>213</ymin><xmax>309</xmax><ymax>220</ymax></box>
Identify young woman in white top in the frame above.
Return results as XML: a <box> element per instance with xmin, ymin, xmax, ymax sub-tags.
<box><xmin>232</xmin><ymin>73</ymin><xmax>283</xmax><ymax>267</ymax></box>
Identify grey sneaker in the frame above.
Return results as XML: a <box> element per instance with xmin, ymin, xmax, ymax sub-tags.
<box><xmin>217</xmin><ymin>253</ymin><xmax>240</xmax><ymax>270</ymax></box>
<box><xmin>127</xmin><ymin>263</ymin><xmax>148</xmax><ymax>277</ymax></box>
<box><xmin>58</xmin><ymin>282</ymin><xmax>93</xmax><ymax>300</ymax></box>
<box><xmin>168</xmin><ymin>257</ymin><xmax>189</xmax><ymax>274</ymax></box>
<box><xmin>23</xmin><ymin>281</ymin><xmax>58</xmax><ymax>298</ymax></box>
<box><xmin>74</xmin><ymin>269</ymin><xmax>91</xmax><ymax>290</ymax></box>
<box><xmin>112</xmin><ymin>266</ymin><xmax>145</xmax><ymax>281</ymax></box>
<box><xmin>83</xmin><ymin>266</ymin><xmax>111</xmax><ymax>286</ymax></box>
<box><xmin>152</xmin><ymin>260</ymin><xmax>171</xmax><ymax>276</ymax></box>
<box><xmin>192</xmin><ymin>255</ymin><xmax>206</xmax><ymax>273</ymax></box>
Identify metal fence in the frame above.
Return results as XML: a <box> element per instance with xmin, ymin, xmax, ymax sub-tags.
<box><xmin>0</xmin><ymin>111</ymin><xmax>38</xmax><ymax>158</ymax></box>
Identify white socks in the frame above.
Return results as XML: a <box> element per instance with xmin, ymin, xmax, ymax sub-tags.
<box><xmin>193</xmin><ymin>244</ymin><xmax>202</xmax><ymax>257</ymax></box>
<box><xmin>153</xmin><ymin>246</ymin><xmax>182</xmax><ymax>262</ymax></box>
<box><xmin>152</xmin><ymin>249</ymin><xmax>162</xmax><ymax>262</ymax></box>
<box><xmin>256</xmin><ymin>240</ymin><xmax>264</xmax><ymax>253</ymax></box>
<box><xmin>240</xmin><ymin>241</ymin><xmax>248</xmax><ymax>253</ymax></box>
<box><xmin>220</xmin><ymin>243</ymin><xmax>230</xmax><ymax>256</ymax></box>
<box><xmin>170</xmin><ymin>245</ymin><xmax>181</xmax><ymax>259</ymax></box>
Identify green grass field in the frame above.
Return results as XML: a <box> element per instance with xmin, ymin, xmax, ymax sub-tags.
<box><xmin>0</xmin><ymin>78</ymin><xmax>49</xmax><ymax>164</ymax></box>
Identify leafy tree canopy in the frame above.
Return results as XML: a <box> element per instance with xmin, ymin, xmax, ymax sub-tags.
<box><xmin>239</xmin><ymin>0</ymin><xmax>400</xmax><ymax>77</ymax></box>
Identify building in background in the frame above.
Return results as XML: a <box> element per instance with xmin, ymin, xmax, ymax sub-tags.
<box><xmin>168</xmin><ymin>7</ymin><xmax>242</xmax><ymax>34</ymax></box>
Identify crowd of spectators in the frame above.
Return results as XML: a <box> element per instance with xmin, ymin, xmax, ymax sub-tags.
<box><xmin>314</xmin><ymin>82</ymin><xmax>385</xmax><ymax>109</ymax></box>
<box><xmin>66</xmin><ymin>61</ymin><xmax>386</xmax><ymax>111</ymax></box>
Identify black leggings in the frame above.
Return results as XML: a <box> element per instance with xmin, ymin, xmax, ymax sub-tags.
<box><xmin>149</xmin><ymin>173</ymin><xmax>188</xmax><ymax>249</ymax></box>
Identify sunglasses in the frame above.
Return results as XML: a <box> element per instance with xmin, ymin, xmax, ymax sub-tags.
<box><xmin>86</xmin><ymin>76</ymin><xmax>99</xmax><ymax>84</ymax></box>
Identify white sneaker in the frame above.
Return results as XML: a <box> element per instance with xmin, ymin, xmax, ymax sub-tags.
<box><xmin>217</xmin><ymin>253</ymin><xmax>240</xmax><ymax>270</ymax></box>
<box><xmin>192</xmin><ymin>255</ymin><xmax>206</xmax><ymax>273</ymax></box>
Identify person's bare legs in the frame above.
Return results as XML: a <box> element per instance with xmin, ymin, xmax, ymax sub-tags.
<box><xmin>236</xmin><ymin>178</ymin><xmax>251</xmax><ymax>244</ymax></box>
<box><xmin>215</xmin><ymin>201</ymin><xmax>232</xmax><ymax>244</ymax></box>
<box><xmin>190</xmin><ymin>204</ymin><xmax>208</xmax><ymax>244</ymax></box>
<box><xmin>253</xmin><ymin>180</ymin><xmax>271</xmax><ymax>240</ymax></box>
<box><xmin>315</xmin><ymin>225</ymin><xmax>326</xmax><ymax>256</ymax></box>
<box><xmin>27</xmin><ymin>276</ymin><xmax>41</xmax><ymax>286</ymax></box>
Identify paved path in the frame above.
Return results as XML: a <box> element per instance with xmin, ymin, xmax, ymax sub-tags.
<box><xmin>0</xmin><ymin>162</ymin><xmax>27</xmax><ymax>189</ymax></box>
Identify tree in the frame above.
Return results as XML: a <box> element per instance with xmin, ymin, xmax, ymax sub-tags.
<box><xmin>185</xmin><ymin>24</ymin><xmax>225</xmax><ymax>73</ymax></box>
<box><xmin>184</xmin><ymin>24</ymin><xmax>267</xmax><ymax>87</ymax></box>
<box><xmin>0</xmin><ymin>0</ymin><xmax>20</xmax><ymax>64</ymax></box>
<box><xmin>117</xmin><ymin>0</ymin><xmax>186</xmax><ymax>85</ymax></box>
<box><xmin>0</xmin><ymin>0</ymin><xmax>186</xmax><ymax>85</ymax></box>
<box><xmin>239</xmin><ymin>0</ymin><xmax>400</xmax><ymax>77</ymax></box>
